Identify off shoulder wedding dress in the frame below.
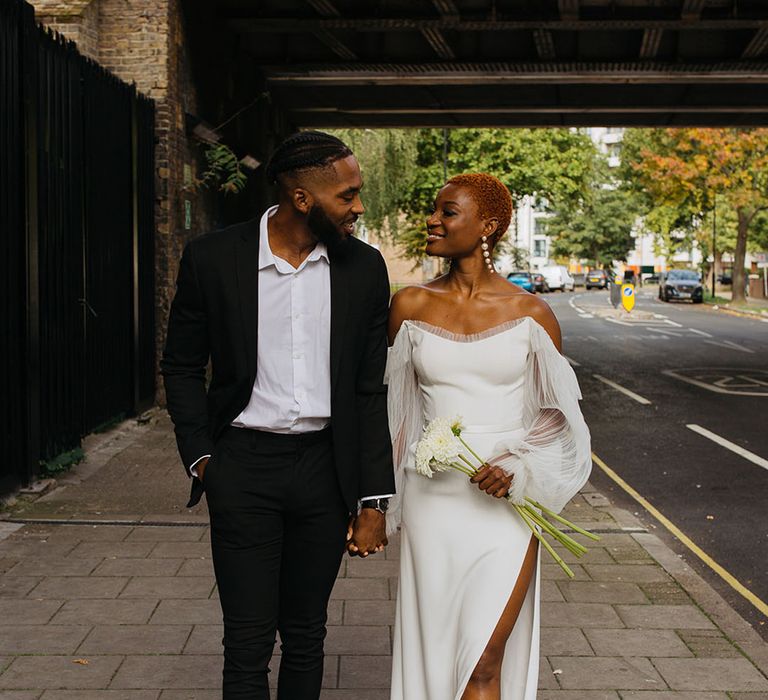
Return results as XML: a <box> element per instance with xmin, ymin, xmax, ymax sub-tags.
<box><xmin>385</xmin><ymin>316</ymin><xmax>591</xmax><ymax>700</ymax></box>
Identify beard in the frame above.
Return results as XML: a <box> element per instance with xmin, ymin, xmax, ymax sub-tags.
<box><xmin>307</xmin><ymin>204</ymin><xmax>353</xmax><ymax>252</ymax></box>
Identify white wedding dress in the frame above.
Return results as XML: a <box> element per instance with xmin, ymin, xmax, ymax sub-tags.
<box><xmin>386</xmin><ymin>316</ymin><xmax>592</xmax><ymax>700</ymax></box>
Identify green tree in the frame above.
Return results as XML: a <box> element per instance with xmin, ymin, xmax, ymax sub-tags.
<box><xmin>621</xmin><ymin>128</ymin><xmax>768</xmax><ymax>302</ymax></box>
<box><xmin>397</xmin><ymin>128</ymin><xmax>597</xmax><ymax>261</ymax></box>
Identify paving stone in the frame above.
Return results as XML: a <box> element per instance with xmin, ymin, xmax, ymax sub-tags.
<box><xmin>159</xmin><ymin>692</ymin><xmax>218</xmax><ymax>700</ymax></box>
<box><xmin>549</xmin><ymin>656</ymin><xmax>665</xmax><ymax>690</ymax></box>
<box><xmin>540</xmin><ymin>628</ymin><xmax>593</xmax><ymax>656</ymax></box>
<box><xmin>8</xmin><ymin>558</ymin><xmax>102</xmax><ymax>577</ymax></box>
<box><xmin>0</xmin><ymin>655</ymin><xmax>124</xmax><ymax>690</ymax></box>
<box><xmin>539</xmin><ymin>692</ymin><xmax>620</xmax><ymax>699</ymax></box>
<box><xmin>0</xmin><ymin>542</ymin><xmax>76</xmax><ymax>559</ymax></box>
<box><xmin>78</xmin><ymin>625</ymin><xmax>191</xmax><ymax>655</ymax></box>
<box><xmin>0</xmin><ymin>560</ymin><xmax>20</xmax><ymax>575</ymax></box>
<box><xmin>149</xmin><ymin>543</ymin><xmax>211</xmax><ymax>559</ymax></box>
<box><xmin>29</xmin><ymin>577</ymin><xmax>128</xmax><ymax>599</ymax></box>
<box><xmin>183</xmin><ymin>625</ymin><xmax>222</xmax><ymax>655</ymax></box>
<box><xmin>542</xmin><ymin>602</ymin><xmax>624</xmax><ymax>628</ymax></box>
<box><xmin>330</xmin><ymin>579</ymin><xmax>389</xmax><ymax>600</ymax></box>
<box><xmin>41</xmin><ymin>692</ymin><xmax>159</xmax><ymax>699</ymax></box>
<box><xmin>175</xmin><ymin>560</ymin><xmax>214</xmax><ymax>577</ymax></box>
<box><xmin>119</xmin><ymin>577</ymin><xmax>214</xmax><ymax>599</ymax></box>
<box><xmin>730</xmin><ymin>694</ymin><xmax>768</xmax><ymax>700</ymax></box>
<box><xmin>327</xmin><ymin>599</ymin><xmax>343</xmax><ymax>625</ymax></box>
<box><xmin>584</xmin><ymin>565</ymin><xmax>670</xmax><ymax>583</ymax></box>
<box><xmin>638</xmin><ymin>582</ymin><xmax>692</xmax><ymax>605</ymax></box>
<box><xmin>345</xmin><ymin>559</ymin><xmax>400</xmax><ymax>579</ymax></box>
<box><xmin>149</xmin><ymin>599</ymin><xmax>222</xmax><ymax>625</ymax></box>
<box><xmin>343</xmin><ymin>600</ymin><xmax>395</xmax><ymax>626</ymax></box>
<box><xmin>652</xmin><ymin>658</ymin><xmax>768</xmax><ymax>692</ymax></box>
<box><xmin>542</xmin><ymin>580</ymin><xmax>565</xmax><ymax>602</ymax></box>
<box><xmin>0</xmin><ymin>691</ymin><xmax>43</xmax><ymax>699</ymax></box>
<box><xmin>558</xmin><ymin>581</ymin><xmax>648</xmax><ymax>605</ymax></box>
<box><xmin>606</xmin><ymin>546</ymin><xmax>655</xmax><ymax>564</ymax></box>
<box><xmin>615</xmin><ymin>605</ymin><xmax>715</xmax><ymax>630</ymax></box>
<box><xmin>44</xmin><ymin>525</ymin><xmax>134</xmax><ymax>542</ymax></box>
<box><xmin>0</xmin><ymin>625</ymin><xmax>90</xmax><ymax>654</ymax></box>
<box><xmin>619</xmin><ymin>692</ymin><xmax>729</xmax><ymax>699</ymax></box>
<box><xmin>388</xmin><ymin>577</ymin><xmax>398</xmax><ymax>600</ymax></box>
<box><xmin>542</xmin><ymin>563</ymin><xmax>590</xmax><ymax>581</ymax></box>
<box><xmin>0</xmin><ymin>600</ymin><xmax>63</xmax><ymax>624</ymax></box>
<box><xmin>69</xmin><ymin>542</ymin><xmax>155</xmax><ymax>559</ymax></box>
<box><xmin>556</xmin><ymin>547</ymin><xmax>616</xmax><ymax>565</ymax></box>
<box><xmin>0</xmin><ymin>578</ymin><xmax>41</xmax><ymax>598</ymax></box>
<box><xmin>676</xmin><ymin>629</ymin><xmax>743</xmax><ymax>657</ymax></box>
<box><xmin>124</xmin><ymin>527</ymin><xmax>206</xmax><ymax>542</ymax></box>
<box><xmin>111</xmin><ymin>655</ymin><xmax>222</xmax><ymax>689</ymax></box>
<box><xmin>51</xmin><ymin>599</ymin><xmax>157</xmax><ymax>625</ymax></box>
<box><xmin>584</xmin><ymin>629</ymin><xmax>692</xmax><ymax>657</ymax></box>
<box><xmin>538</xmin><ymin>657</ymin><xmax>560</xmax><ymax>690</ymax></box>
<box><xmin>325</xmin><ymin>626</ymin><xmax>390</xmax><ymax>655</ymax></box>
<box><xmin>93</xmin><ymin>559</ymin><xmax>184</xmax><ymax>577</ymax></box>
<box><xmin>338</xmin><ymin>655</ymin><xmax>392</xmax><ymax>688</ymax></box>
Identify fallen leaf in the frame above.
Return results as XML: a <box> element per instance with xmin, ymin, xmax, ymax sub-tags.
<box><xmin>72</xmin><ymin>659</ymin><xmax>89</xmax><ymax>665</ymax></box>
<box><xmin>552</xmin><ymin>669</ymin><xmax>562</xmax><ymax>675</ymax></box>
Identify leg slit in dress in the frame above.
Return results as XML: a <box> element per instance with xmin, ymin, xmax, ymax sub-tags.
<box><xmin>459</xmin><ymin>535</ymin><xmax>539</xmax><ymax>700</ymax></box>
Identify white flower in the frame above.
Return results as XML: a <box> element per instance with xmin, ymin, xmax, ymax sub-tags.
<box><xmin>414</xmin><ymin>416</ymin><xmax>463</xmax><ymax>477</ymax></box>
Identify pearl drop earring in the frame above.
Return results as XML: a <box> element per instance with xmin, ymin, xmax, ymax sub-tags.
<box><xmin>481</xmin><ymin>235</ymin><xmax>495</xmax><ymax>273</ymax></box>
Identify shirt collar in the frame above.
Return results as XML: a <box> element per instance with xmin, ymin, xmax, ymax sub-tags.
<box><xmin>258</xmin><ymin>205</ymin><xmax>329</xmax><ymax>272</ymax></box>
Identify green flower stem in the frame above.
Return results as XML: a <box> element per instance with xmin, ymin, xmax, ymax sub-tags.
<box><xmin>458</xmin><ymin>436</ymin><xmax>485</xmax><ymax>467</ymax></box>
<box><xmin>525</xmin><ymin>498</ymin><xmax>601</xmax><ymax>542</ymax></box>
<box><xmin>448</xmin><ymin>462</ymin><xmax>476</xmax><ymax>477</ymax></box>
<box><xmin>523</xmin><ymin>508</ymin><xmax>586</xmax><ymax>558</ymax></box>
<box><xmin>515</xmin><ymin>505</ymin><xmax>575</xmax><ymax>578</ymax></box>
<box><xmin>524</xmin><ymin>506</ymin><xmax>587</xmax><ymax>555</ymax></box>
<box><xmin>458</xmin><ymin>454</ymin><xmax>480</xmax><ymax>475</ymax></box>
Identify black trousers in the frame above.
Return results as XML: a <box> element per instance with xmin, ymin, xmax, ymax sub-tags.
<box><xmin>204</xmin><ymin>426</ymin><xmax>348</xmax><ymax>700</ymax></box>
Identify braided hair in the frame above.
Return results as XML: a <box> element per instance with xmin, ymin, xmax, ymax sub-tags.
<box><xmin>266</xmin><ymin>130</ymin><xmax>353</xmax><ymax>185</ymax></box>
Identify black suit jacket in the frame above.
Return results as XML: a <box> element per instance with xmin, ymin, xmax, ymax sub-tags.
<box><xmin>161</xmin><ymin>215</ymin><xmax>395</xmax><ymax>511</ymax></box>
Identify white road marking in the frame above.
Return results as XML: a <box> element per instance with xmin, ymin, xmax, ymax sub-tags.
<box><xmin>686</xmin><ymin>424</ymin><xmax>768</xmax><ymax>472</ymax></box>
<box><xmin>593</xmin><ymin>374</ymin><xmax>652</xmax><ymax>405</ymax></box>
<box><xmin>663</xmin><ymin>368</ymin><xmax>768</xmax><ymax>397</ymax></box>
<box><xmin>688</xmin><ymin>328</ymin><xmax>713</xmax><ymax>338</ymax></box>
<box><xmin>703</xmin><ymin>339</ymin><xmax>755</xmax><ymax>354</ymax></box>
<box><xmin>563</xmin><ymin>355</ymin><xmax>581</xmax><ymax>367</ymax></box>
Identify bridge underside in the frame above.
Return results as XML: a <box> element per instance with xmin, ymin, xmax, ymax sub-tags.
<box><xmin>186</xmin><ymin>0</ymin><xmax>768</xmax><ymax>128</ymax></box>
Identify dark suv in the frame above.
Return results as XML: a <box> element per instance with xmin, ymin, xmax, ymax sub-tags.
<box><xmin>659</xmin><ymin>269</ymin><xmax>703</xmax><ymax>303</ymax></box>
<box><xmin>585</xmin><ymin>269</ymin><xmax>608</xmax><ymax>290</ymax></box>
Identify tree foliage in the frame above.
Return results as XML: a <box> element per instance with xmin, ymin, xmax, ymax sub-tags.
<box><xmin>394</xmin><ymin>128</ymin><xmax>597</xmax><ymax>261</ymax></box>
<box><xmin>620</xmin><ymin>128</ymin><xmax>768</xmax><ymax>301</ymax></box>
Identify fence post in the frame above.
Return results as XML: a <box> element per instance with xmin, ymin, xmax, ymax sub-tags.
<box><xmin>22</xmin><ymin>0</ymin><xmax>39</xmax><ymax>486</ymax></box>
<box><xmin>131</xmin><ymin>87</ymin><xmax>141</xmax><ymax>413</ymax></box>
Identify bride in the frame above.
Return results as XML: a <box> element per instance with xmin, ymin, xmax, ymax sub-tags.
<box><xmin>386</xmin><ymin>173</ymin><xmax>592</xmax><ymax>700</ymax></box>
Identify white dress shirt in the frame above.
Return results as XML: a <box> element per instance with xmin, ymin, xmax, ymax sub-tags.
<box><xmin>232</xmin><ymin>205</ymin><xmax>332</xmax><ymax>432</ymax></box>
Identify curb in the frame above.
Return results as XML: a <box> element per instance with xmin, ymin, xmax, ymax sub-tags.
<box><xmin>604</xmin><ymin>502</ymin><xmax>768</xmax><ymax>680</ymax></box>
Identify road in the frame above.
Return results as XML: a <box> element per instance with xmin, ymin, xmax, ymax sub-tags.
<box><xmin>547</xmin><ymin>286</ymin><xmax>768</xmax><ymax>637</ymax></box>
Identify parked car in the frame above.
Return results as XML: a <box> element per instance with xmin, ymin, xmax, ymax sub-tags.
<box><xmin>532</xmin><ymin>272</ymin><xmax>549</xmax><ymax>293</ymax></box>
<box><xmin>506</xmin><ymin>271</ymin><xmax>535</xmax><ymax>293</ymax></box>
<box><xmin>540</xmin><ymin>265</ymin><xmax>575</xmax><ymax>292</ymax></box>
<box><xmin>585</xmin><ymin>269</ymin><xmax>609</xmax><ymax>290</ymax></box>
<box><xmin>659</xmin><ymin>269</ymin><xmax>703</xmax><ymax>303</ymax></box>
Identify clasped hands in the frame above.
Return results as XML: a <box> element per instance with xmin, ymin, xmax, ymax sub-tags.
<box><xmin>470</xmin><ymin>463</ymin><xmax>513</xmax><ymax>499</ymax></box>
<box><xmin>346</xmin><ymin>508</ymin><xmax>387</xmax><ymax>557</ymax></box>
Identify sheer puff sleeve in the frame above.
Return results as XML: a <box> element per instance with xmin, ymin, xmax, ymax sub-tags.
<box><xmin>488</xmin><ymin>319</ymin><xmax>592</xmax><ymax>514</ymax></box>
<box><xmin>383</xmin><ymin>323</ymin><xmax>423</xmax><ymax>536</ymax></box>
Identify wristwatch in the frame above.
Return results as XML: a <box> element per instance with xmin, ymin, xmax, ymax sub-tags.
<box><xmin>360</xmin><ymin>497</ymin><xmax>390</xmax><ymax>514</ymax></box>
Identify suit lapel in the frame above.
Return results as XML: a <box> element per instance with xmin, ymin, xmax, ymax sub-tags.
<box><xmin>329</xmin><ymin>249</ymin><xmax>349</xmax><ymax>398</ymax></box>
<box><xmin>235</xmin><ymin>219</ymin><xmax>260</xmax><ymax>384</ymax></box>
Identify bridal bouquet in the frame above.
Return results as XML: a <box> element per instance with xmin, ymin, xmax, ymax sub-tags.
<box><xmin>415</xmin><ymin>416</ymin><xmax>599</xmax><ymax>578</ymax></box>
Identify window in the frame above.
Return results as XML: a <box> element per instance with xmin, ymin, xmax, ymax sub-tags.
<box><xmin>533</xmin><ymin>219</ymin><xmax>547</xmax><ymax>237</ymax></box>
<box><xmin>533</xmin><ymin>239</ymin><xmax>547</xmax><ymax>258</ymax></box>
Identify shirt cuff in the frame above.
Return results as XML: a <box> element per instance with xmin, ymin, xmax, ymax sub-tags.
<box><xmin>189</xmin><ymin>454</ymin><xmax>211</xmax><ymax>478</ymax></box>
<box><xmin>357</xmin><ymin>494</ymin><xmax>395</xmax><ymax>513</ymax></box>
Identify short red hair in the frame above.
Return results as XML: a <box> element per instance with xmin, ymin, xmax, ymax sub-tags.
<box><xmin>446</xmin><ymin>173</ymin><xmax>513</xmax><ymax>241</ymax></box>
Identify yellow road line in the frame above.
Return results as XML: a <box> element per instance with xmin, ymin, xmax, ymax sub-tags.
<box><xmin>592</xmin><ymin>451</ymin><xmax>768</xmax><ymax>618</ymax></box>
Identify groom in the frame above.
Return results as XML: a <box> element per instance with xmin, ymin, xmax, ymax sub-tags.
<box><xmin>161</xmin><ymin>131</ymin><xmax>394</xmax><ymax>699</ymax></box>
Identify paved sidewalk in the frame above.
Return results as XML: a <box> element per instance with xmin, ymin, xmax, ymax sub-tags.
<box><xmin>1</xmin><ymin>412</ymin><xmax>767</xmax><ymax>699</ymax></box>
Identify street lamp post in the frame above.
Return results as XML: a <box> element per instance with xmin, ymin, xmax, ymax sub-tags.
<box><xmin>712</xmin><ymin>195</ymin><xmax>717</xmax><ymax>299</ymax></box>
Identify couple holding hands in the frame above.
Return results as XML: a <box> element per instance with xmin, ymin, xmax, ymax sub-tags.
<box><xmin>162</xmin><ymin>131</ymin><xmax>591</xmax><ymax>700</ymax></box>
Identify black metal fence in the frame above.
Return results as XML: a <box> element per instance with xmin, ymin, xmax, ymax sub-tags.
<box><xmin>0</xmin><ymin>0</ymin><xmax>155</xmax><ymax>494</ymax></box>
